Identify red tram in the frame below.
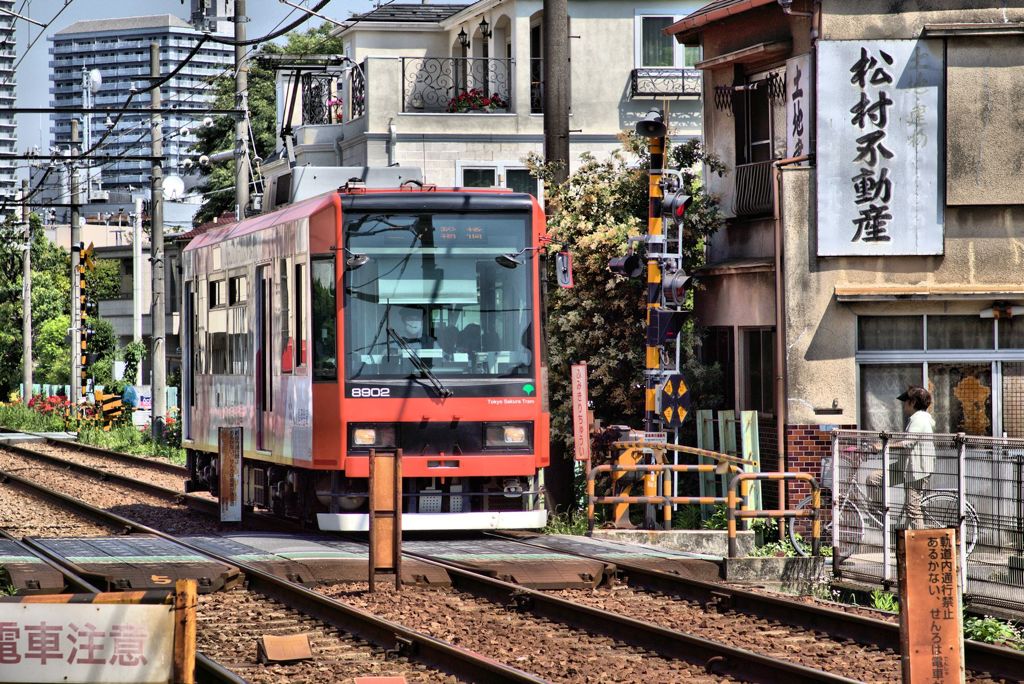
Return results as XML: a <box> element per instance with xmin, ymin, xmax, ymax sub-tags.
<box><xmin>181</xmin><ymin>185</ymin><xmax>550</xmax><ymax>530</ymax></box>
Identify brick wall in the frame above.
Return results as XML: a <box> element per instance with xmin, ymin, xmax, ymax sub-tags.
<box><xmin>785</xmin><ymin>424</ymin><xmax>856</xmax><ymax>503</ymax></box>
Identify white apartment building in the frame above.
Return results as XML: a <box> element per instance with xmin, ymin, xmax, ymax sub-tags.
<box><xmin>263</xmin><ymin>0</ymin><xmax>705</xmax><ymax>199</ymax></box>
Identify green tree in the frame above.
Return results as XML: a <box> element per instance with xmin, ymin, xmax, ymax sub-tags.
<box><xmin>529</xmin><ymin>135</ymin><xmax>725</xmax><ymax>506</ymax></box>
<box><xmin>90</xmin><ymin>259</ymin><xmax>122</xmax><ymax>300</ymax></box>
<box><xmin>0</xmin><ymin>213</ymin><xmax>72</xmax><ymax>396</ymax></box>
<box><xmin>35</xmin><ymin>314</ymin><xmax>71</xmax><ymax>386</ymax></box>
<box><xmin>192</xmin><ymin>24</ymin><xmax>344</xmax><ymax>223</ymax></box>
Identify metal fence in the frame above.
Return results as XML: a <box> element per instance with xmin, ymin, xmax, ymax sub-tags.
<box><xmin>829</xmin><ymin>429</ymin><xmax>1024</xmax><ymax>611</ymax></box>
<box><xmin>401</xmin><ymin>57</ymin><xmax>513</xmax><ymax>113</ymax></box>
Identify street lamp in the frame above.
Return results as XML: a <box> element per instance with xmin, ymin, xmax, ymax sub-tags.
<box><xmin>478</xmin><ymin>17</ymin><xmax>492</xmax><ymax>40</ymax></box>
<box><xmin>457</xmin><ymin>26</ymin><xmax>470</xmax><ymax>50</ymax></box>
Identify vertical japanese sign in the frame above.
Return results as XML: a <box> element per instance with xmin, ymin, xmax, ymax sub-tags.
<box><xmin>218</xmin><ymin>426</ymin><xmax>242</xmax><ymax>522</ymax></box>
<box><xmin>786</xmin><ymin>54</ymin><xmax>812</xmax><ymax>158</ymax></box>
<box><xmin>817</xmin><ymin>40</ymin><xmax>944</xmax><ymax>256</ymax></box>
<box><xmin>897</xmin><ymin>528</ymin><xmax>965</xmax><ymax>684</ymax></box>
<box><xmin>0</xmin><ymin>603</ymin><xmax>173</xmax><ymax>683</ymax></box>
<box><xmin>570</xmin><ymin>363</ymin><xmax>591</xmax><ymax>462</ymax></box>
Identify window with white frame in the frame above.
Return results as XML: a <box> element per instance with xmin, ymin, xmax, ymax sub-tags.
<box><xmin>457</xmin><ymin>161</ymin><xmax>542</xmax><ymax>199</ymax></box>
<box><xmin>635</xmin><ymin>14</ymin><xmax>701</xmax><ymax>68</ymax></box>
<box><xmin>856</xmin><ymin>314</ymin><xmax>1024</xmax><ymax>437</ymax></box>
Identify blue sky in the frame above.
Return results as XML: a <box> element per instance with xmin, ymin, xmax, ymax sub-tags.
<box><xmin>13</xmin><ymin>0</ymin><xmax>368</xmax><ymax>154</ymax></box>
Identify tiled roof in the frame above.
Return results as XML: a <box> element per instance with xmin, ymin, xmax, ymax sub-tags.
<box><xmin>347</xmin><ymin>4</ymin><xmax>470</xmax><ymax>24</ymax></box>
<box><xmin>55</xmin><ymin>15</ymin><xmax>193</xmax><ymax>36</ymax></box>
<box><xmin>666</xmin><ymin>0</ymin><xmax>777</xmax><ymax>40</ymax></box>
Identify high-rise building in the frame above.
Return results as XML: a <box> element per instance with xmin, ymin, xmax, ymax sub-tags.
<box><xmin>0</xmin><ymin>0</ymin><xmax>17</xmax><ymax>201</ymax></box>
<box><xmin>48</xmin><ymin>14</ymin><xmax>234</xmax><ymax>195</ymax></box>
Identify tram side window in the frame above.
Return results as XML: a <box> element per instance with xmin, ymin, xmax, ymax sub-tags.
<box><xmin>209</xmin><ymin>279</ymin><xmax>225</xmax><ymax>308</ymax></box>
<box><xmin>280</xmin><ymin>258</ymin><xmax>292</xmax><ymax>373</ymax></box>
<box><xmin>295</xmin><ymin>262</ymin><xmax>306</xmax><ymax>368</ymax></box>
<box><xmin>311</xmin><ymin>257</ymin><xmax>336</xmax><ymax>380</ymax></box>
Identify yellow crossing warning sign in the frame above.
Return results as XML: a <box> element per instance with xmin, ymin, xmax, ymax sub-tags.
<box><xmin>659</xmin><ymin>373</ymin><xmax>691</xmax><ymax>428</ymax></box>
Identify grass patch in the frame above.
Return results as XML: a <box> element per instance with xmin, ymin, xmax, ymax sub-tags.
<box><xmin>543</xmin><ymin>512</ymin><xmax>590</xmax><ymax>536</ymax></box>
<box><xmin>77</xmin><ymin>424</ymin><xmax>185</xmax><ymax>465</ymax></box>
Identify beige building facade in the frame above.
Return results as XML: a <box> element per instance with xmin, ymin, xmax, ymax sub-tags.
<box><xmin>671</xmin><ymin>0</ymin><xmax>1024</xmax><ymax>499</ymax></box>
<box><xmin>263</xmin><ymin>0</ymin><xmax>706</xmax><ymax>197</ymax></box>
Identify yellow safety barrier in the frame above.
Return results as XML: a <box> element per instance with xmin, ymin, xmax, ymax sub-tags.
<box><xmin>726</xmin><ymin>472</ymin><xmax>821</xmax><ymax>558</ymax></box>
<box><xmin>586</xmin><ymin>462</ymin><xmax>741</xmax><ymax>533</ymax></box>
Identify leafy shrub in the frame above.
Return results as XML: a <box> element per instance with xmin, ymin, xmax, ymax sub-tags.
<box><xmin>964</xmin><ymin>616</ymin><xmax>1024</xmax><ymax>649</ymax></box>
<box><xmin>870</xmin><ymin>589</ymin><xmax>899</xmax><ymax>613</ymax></box>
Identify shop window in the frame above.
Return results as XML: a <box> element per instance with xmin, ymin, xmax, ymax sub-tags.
<box><xmin>701</xmin><ymin>326</ymin><xmax>735</xmax><ymax>409</ymax></box>
<box><xmin>927</xmin><ymin>316</ymin><xmax>992</xmax><ymax>350</ymax></box>
<box><xmin>858</xmin><ymin>316</ymin><xmax>923</xmax><ymax>351</ymax></box>
<box><xmin>860</xmin><ymin>363</ymin><xmax>923</xmax><ymax>432</ymax></box>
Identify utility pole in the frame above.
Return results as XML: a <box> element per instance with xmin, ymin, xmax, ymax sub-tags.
<box><xmin>235</xmin><ymin>0</ymin><xmax>249</xmax><ymax>220</ymax></box>
<box><xmin>150</xmin><ymin>42</ymin><xmax>166</xmax><ymax>441</ymax></box>
<box><xmin>21</xmin><ymin>178</ymin><xmax>31</xmax><ymax>400</ymax></box>
<box><xmin>69</xmin><ymin>119</ymin><xmax>81</xmax><ymax>405</ymax></box>
<box><xmin>132</xmin><ymin>196</ymin><xmax>143</xmax><ymax>383</ymax></box>
<box><xmin>542</xmin><ymin>0</ymin><xmax>570</xmax><ymax>185</ymax></box>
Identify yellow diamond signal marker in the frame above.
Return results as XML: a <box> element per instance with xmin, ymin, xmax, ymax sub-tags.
<box><xmin>663</xmin><ymin>406</ymin><xmax>674</xmax><ymax>424</ymax></box>
<box><xmin>664</xmin><ymin>379</ymin><xmax>674</xmax><ymax>397</ymax></box>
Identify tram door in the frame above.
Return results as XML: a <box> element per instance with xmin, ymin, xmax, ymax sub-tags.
<box><xmin>256</xmin><ymin>265</ymin><xmax>273</xmax><ymax>450</ymax></box>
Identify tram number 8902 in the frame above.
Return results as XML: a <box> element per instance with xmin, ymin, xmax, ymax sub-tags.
<box><xmin>351</xmin><ymin>387</ymin><xmax>392</xmax><ymax>398</ymax></box>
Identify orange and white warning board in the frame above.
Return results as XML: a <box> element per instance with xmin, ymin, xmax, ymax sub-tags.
<box><xmin>0</xmin><ymin>602</ymin><xmax>174</xmax><ymax>683</ymax></box>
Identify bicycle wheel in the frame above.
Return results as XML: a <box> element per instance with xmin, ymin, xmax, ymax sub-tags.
<box><xmin>921</xmin><ymin>492</ymin><xmax>979</xmax><ymax>557</ymax></box>
<box><xmin>789</xmin><ymin>494</ymin><xmax>864</xmax><ymax>557</ymax></box>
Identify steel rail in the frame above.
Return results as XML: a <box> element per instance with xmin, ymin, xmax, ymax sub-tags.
<box><xmin>0</xmin><ymin>531</ymin><xmax>245</xmax><ymax>683</ymax></box>
<box><xmin>0</xmin><ymin>465</ymin><xmax>543</xmax><ymax>684</ymax></box>
<box><xmin>399</xmin><ymin>549</ymin><xmax>858</xmax><ymax>684</ymax></box>
<box><xmin>492</xmin><ymin>533</ymin><xmax>1024</xmax><ymax>682</ymax></box>
<box><xmin>0</xmin><ymin>440</ymin><xmax>315</xmax><ymax>533</ymax></box>
<box><xmin>36</xmin><ymin>432</ymin><xmax>187</xmax><ymax>476</ymax></box>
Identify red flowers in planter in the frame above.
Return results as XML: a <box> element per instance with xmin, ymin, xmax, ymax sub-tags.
<box><xmin>447</xmin><ymin>88</ymin><xmax>508</xmax><ymax>113</ymax></box>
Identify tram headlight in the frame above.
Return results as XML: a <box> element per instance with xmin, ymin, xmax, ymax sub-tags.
<box><xmin>485</xmin><ymin>423</ymin><xmax>531</xmax><ymax>447</ymax></box>
<box><xmin>349</xmin><ymin>424</ymin><xmax>396</xmax><ymax>448</ymax></box>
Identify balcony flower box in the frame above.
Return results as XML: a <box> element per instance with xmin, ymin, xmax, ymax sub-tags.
<box><xmin>446</xmin><ymin>88</ymin><xmax>508</xmax><ymax>113</ymax></box>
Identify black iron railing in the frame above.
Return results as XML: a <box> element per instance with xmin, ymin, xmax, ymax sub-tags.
<box><xmin>347</xmin><ymin>61</ymin><xmax>367</xmax><ymax>120</ymax></box>
<box><xmin>734</xmin><ymin>160</ymin><xmax>774</xmax><ymax>217</ymax></box>
<box><xmin>301</xmin><ymin>73</ymin><xmax>338</xmax><ymax>125</ymax></box>
<box><xmin>401</xmin><ymin>57</ymin><xmax>513</xmax><ymax>113</ymax></box>
<box><xmin>630</xmin><ymin>68</ymin><xmax>702</xmax><ymax>98</ymax></box>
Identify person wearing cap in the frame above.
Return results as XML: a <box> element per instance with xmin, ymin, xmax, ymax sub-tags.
<box><xmin>866</xmin><ymin>386</ymin><xmax>936</xmax><ymax>529</ymax></box>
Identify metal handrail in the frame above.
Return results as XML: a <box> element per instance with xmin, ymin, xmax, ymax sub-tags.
<box><xmin>727</xmin><ymin>472</ymin><xmax>821</xmax><ymax>557</ymax></box>
<box><xmin>734</xmin><ymin>160</ymin><xmax>774</xmax><ymax>216</ymax></box>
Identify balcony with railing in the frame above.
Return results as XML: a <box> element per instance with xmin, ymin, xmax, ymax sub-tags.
<box><xmin>401</xmin><ymin>57</ymin><xmax>513</xmax><ymax>113</ymax></box>
<box><xmin>733</xmin><ymin>160</ymin><xmax>774</xmax><ymax>217</ymax></box>
<box><xmin>629</xmin><ymin>68</ymin><xmax>702</xmax><ymax>99</ymax></box>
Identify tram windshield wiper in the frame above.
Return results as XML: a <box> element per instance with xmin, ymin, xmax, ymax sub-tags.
<box><xmin>387</xmin><ymin>327</ymin><xmax>453</xmax><ymax>398</ymax></box>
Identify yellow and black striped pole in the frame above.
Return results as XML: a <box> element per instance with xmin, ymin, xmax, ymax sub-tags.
<box><xmin>637</xmin><ymin>113</ymin><xmax>667</xmax><ymax>434</ymax></box>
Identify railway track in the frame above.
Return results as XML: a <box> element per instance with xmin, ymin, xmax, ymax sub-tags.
<box><xmin>4</xmin><ymin>436</ymin><xmax>1023</xmax><ymax>682</ymax></box>
<box><xmin>0</xmin><ymin>437</ymin><xmax>862</xmax><ymax>682</ymax></box>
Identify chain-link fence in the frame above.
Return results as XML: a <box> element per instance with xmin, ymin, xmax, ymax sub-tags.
<box><xmin>828</xmin><ymin>430</ymin><xmax>1024</xmax><ymax>611</ymax></box>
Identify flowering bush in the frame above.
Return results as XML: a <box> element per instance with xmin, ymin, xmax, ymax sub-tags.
<box><xmin>28</xmin><ymin>394</ymin><xmax>72</xmax><ymax>417</ymax></box>
<box><xmin>327</xmin><ymin>96</ymin><xmax>343</xmax><ymax>121</ymax></box>
<box><xmin>446</xmin><ymin>88</ymin><xmax>508</xmax><ymax>113</ymax></box>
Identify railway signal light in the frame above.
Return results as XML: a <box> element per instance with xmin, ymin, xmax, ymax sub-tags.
<box><xmin>662</xmin><ymin>191</ymin><xmax>692</xmax><ymax>231</ymax></box>
<box><xmin>608</xmin><ymin>251</ymin><xmax>643</xmax><ymax>278</ymax></box>
<box><xmin>648</xmin><ymin>310</ymin><xmax>688</xmax><ymax>347</ymax></box>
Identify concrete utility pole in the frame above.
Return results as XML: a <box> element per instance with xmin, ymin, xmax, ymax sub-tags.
<box><xmin>132</xmin><ymin>196</ymin><xmax>143</xmax><ymax>383</ymax></box>
<box><xmin>235</xmin><ymin>0</ymin><xmax>250</xmax><ymax>220</ymax></box>
<box><xmin>542</xmin><ymin>0</ymin><xmax>571</xmax><ymax>185</ymax></box>
<box><xmin>150</xmin><ymin>42</ymin><xmax>166</xmax><ymax>440</ymax></box>
<box><xmin>70</xmin><ymin>119</ymin><xmax>81</xmax><ymax>405</ymax></box>
<box><xmin>21</xmin><ymin>179</ymin><xmax>31</xmax><ymax>400</ymax></box>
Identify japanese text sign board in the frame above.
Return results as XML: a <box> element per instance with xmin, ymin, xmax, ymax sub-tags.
<box><xmin>571</xmin><ymin>363</ymin><xmax>591</xmax><ymax>461</ymax></box>
<box><xmin>817</xmin><ymin>40</ymin><xmax>944</xmax><ymax>256</ymax></box>
<box><xmin>897</xmin><ymin>528</ymin><xmax>965</xmax><ymax>684</ymax></box>
<box><xmin>0</xmin><ymin>603</ymin><xmax>174</xmax><ymax>683</ymax></box>
<box><xmin>786</xmin><ymin>54</ymin><xmax>812</xmax><ymax>159</ymax></box>
<box><xmin>218</xmin><ymin>426</ymin><xmax>242</xmax><ymax>522</ymax></box>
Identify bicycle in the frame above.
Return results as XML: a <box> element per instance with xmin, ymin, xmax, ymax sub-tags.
<box><xmin>787</xmin><ymin>442</ymin><xmax>980</xmax><ymax>558</ymax></box>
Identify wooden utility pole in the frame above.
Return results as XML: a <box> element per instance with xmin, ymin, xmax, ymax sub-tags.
<box><xmin>150</xmin><ymin>42</ymin><xmax>166</xmax><ymax>440</ymax></box>
<box><xmin>21</xmin><ymin>179</ymin><xmax>31</xmax><ymax>400</ymax></box>
<box><xmin>235</xmin><ymin>0</ymin><xmax>249</xmax><ymax>220</ymax></box>
<box><xmin>69</xmin><ymin>119</ymin><xmax>81</xmax><ymax>405</ymax></box>
<box><xmin>543</xmin><ymin>0</ymin><xmax>571</xmax><ymax>185</ymax></box>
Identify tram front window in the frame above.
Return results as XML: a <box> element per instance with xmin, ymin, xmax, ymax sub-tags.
<box><xmin>344</xmin><ymin>212</ymin><xmax>534</xmax><ymax>380</ymax></box>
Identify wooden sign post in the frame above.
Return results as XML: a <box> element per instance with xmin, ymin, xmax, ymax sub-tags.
<box><xmin>368</xmin><ymin>449</ymin><xmax>402</xmax><ymax>592</ymax></box>
<box><xmin>897</xmin><ymin>528</ymin><xmax>965</xmax><ymax>683</ymax></box>
<box><xmin>218</xmin><ymin>427</ymin><xmax>242</xmax><ymax>522</ymax></box>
